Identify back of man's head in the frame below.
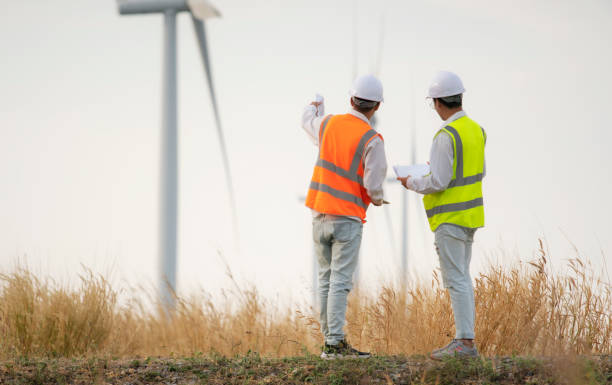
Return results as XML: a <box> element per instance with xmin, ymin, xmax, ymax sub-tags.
<box><xmin>351</xmin><ymin>96</ymin><xmax>379</xmax><ymax>114</ymax></box>
<box><xmin>349</xmin><ymin>74</ymin><xmax>384</xmax><ymax>117</ymax></box>
<box><xmin>435</xmin><ymin>94</ymin><xmax>462</xmax><ymax>109</ymax></box>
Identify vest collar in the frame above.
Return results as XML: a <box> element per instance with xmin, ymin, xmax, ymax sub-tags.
<box><xmin>348</xmin><ymin>109</ymin><xmax>371</xmax><ymax>124</ymax></box>
<box><xmin>442</xmin><ymin>110</ymin><xmax>466</xmax><ymax>127</ymax></box>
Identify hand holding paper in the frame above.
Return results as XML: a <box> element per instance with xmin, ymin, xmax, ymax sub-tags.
<box><xmin>393</xmin><ymin>164</ymin><xmax>430</xmax><ymax>178</ymax></box>
<box><xmin>394</xmin><ymin>164</ymin><xmax>430</xmax><ymax>190</ymax></box>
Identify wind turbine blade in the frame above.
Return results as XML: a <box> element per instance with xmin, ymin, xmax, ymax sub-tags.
<box><xmin>192</xmin><ymin>17</ymin><xmax>240</xmax><ymax>243</ymax></box>
<box><xmin>188</xmin><ymin>0</ymin><xmax>221</xmax><ymax>20</ymax></box>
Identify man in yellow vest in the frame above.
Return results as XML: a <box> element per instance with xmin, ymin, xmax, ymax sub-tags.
<box><xmin>302</xmin><ymin>74</ymin><xmax>388</xmax><ymax>359</ymax></box>
<box><xmin>398</xmin><ymin>71</ymin><xmax>485</xmax><ymax>360</ymax></box>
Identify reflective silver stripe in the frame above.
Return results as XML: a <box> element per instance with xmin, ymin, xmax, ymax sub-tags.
<box><xmin>444</xmin><ymin>125</ymin><xmax>463</xmax><ymax>179</ymax></box>
<box><xmin>447</xmin><ymin>173</ymin><xmax>484</xmax><ymax>188</ymax></box>
<box><xmin>444</xmin><ymin>124</ymin><xmax>485</xmax><ymax>188</ymax></box>
<box><xmin>317</xmin><ymin>115</ymin><xmax>333</xmax><ymax>160</ymax></box>
<box><xmin>319</xmin><ymin>115</ymin><xmax>333</xmax><ymax>143</ymax></box>
<box><xmin>349</xmin><ymin>129</ymin><xmax>378</xmax><ymax>175</ymax></box>
<box><xmin>309</xmin><ymin>182</ymin><xmax>367</xmax><ymax>209</ymax></box>
<box><xmin>316</xmin><ymin>159</ymin><xmax>364</xmax><ymax>185</ymax></box>
<box><xmin>426</xmin><ymin>197</ymin><xmax>483</xmax><ymax>218</ymax></box>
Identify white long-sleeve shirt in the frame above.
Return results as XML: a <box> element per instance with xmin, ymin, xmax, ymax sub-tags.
<box><xmin>407</xmin><ymin>110</ymin><xmax>486</xmax><ymax>194</ymax></box>
<box><xmin>302</xmin><ymin>102</ymin><xmax>388</xmax><ymax>218</ymax></box>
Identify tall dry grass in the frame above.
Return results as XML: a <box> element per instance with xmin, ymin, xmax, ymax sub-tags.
<box><xmin>0</xmin><ymin>241</ymin><xmax>609</xmax><ymax>359</ymax></box>
<box><xmin>352</xmin><ymin>240</ymin><xmax>611</xmax><ymax>356</ymax></box>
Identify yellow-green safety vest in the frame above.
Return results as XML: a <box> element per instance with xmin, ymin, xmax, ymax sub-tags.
<box><xmin>423</xmin><ymin>115</ymin><xmax>486</xmax><ymax>232</ymax></box>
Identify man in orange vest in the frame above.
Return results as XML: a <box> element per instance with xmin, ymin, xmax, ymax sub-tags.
<box><xmin>301</xmin><ymin>74</ymin><xmax>388</xmax><ymax>359</ymax></box>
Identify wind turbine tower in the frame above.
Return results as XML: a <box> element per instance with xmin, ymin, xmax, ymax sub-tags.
<box><xmin>401</xmin><ymin>98</ymin><xmax>417</xmax><ymax>286</ymax></box>
<box><xmin>117</xmin><ymin>0</ymin><xmax>237</xmax><ymax>309</ymax></box>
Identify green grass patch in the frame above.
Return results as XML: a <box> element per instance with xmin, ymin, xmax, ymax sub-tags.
<box><xmin>0</xmin><ymin>354</ymin><xmax>609</xmax><ymax>384</ymax></box>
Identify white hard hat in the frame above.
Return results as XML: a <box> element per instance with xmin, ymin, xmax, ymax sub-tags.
<box><xmin>427</xmin><ymin>71</ymin><xmax>465</xmax><ymax>98</ymax></box>
<box><xmin>349</xmin><ymin>74</ymin><xmax>384</xmax><ymax>102</ymax></box>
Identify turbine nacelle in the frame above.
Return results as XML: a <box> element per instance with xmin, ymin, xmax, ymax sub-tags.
<box><xmin>117</xmin><ymin>0</ymin><xmax>220</xmax><ymax>19</ymax></box>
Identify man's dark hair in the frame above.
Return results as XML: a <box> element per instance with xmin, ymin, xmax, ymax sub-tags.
<box><xmin>435</xmin><ymin>94</ymin><xmax>462</xmax><ymax>109</ymax></box>
<box><xmin>352</xmin><ymin>97</ymin><xmax>379</xmax><ymax>114</ymax></box>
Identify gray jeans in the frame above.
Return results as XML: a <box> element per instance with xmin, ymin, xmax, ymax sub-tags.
<box><xmin>313</xmin><ymin>215</ymin><xmax>363</xmax><ymax>345</ymax></box>
<box><xmin>434</xmin><ymin>224</ymin><xmax>477</xmax><ymax>340</ymax></box>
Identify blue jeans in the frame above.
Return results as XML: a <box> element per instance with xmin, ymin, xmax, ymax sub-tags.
<box><xmin>434</xmin><ymin>224</ymin><xmax>477</xmax><ymax>339</ymax></box>
<box><xmin>313</xmin><ymin>215</ymin><xmax>363</xmax><ymax>345</ymax></box>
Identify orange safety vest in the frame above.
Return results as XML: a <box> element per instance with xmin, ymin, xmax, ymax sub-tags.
<box><xmin>305</xmin><ymin>114</ymin><xmax>383</xmax><ymax>221</ymax></box>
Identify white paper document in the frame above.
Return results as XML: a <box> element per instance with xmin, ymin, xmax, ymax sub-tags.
<box><xmin>393</xmin><ymin>164</ymin><xmax>430</xmax><ymax>178</ymax></box>
<box><xmin>314</xmin><ymin>93</ymin><xmax>324</xmax><ymax>116</ymax></box>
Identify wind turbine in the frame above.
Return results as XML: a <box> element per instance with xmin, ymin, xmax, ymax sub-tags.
<box><xmin>402</xmin><ymin>86</ymin><xmax>417</xmax><ymax>286</ymax></box>
<box><xmin>361</xmin><ymin>2</ymin><xmax>417</xmax><ymax>286</ymax></box>
<box><xmin>117</xmin><ymin>0</ymin><xmax>238</xmax><ymax>309</ymax></box>
<box><xmin>382</xmin><ymin>82</ymin><xmax>419</xmax><ymax>287</ymax></box>
<box><xmin>352</xmin><ymin>3</ymin><xmax>399</xmax><ymax>286</ymax></box>
<box><xmin>367</xmin><ymin>11</ymin><xmax>397</xmax><ymax>262</ymax></box>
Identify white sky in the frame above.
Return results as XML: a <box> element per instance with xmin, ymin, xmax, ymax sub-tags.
<box><xmin>1</xmin><ymin>0</ymin><xmax>610</xmax><ymax>300</ymax></box>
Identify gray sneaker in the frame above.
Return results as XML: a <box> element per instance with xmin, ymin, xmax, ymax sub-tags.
<box><xmin>431</xmin><ymin>339</ymin><xmax>455</xmax><ymax>355</ymax></box>
<box><xmin>430</xmin><ymin>339</ymin><xmax>478</xmax><ymax>360</ymax></box>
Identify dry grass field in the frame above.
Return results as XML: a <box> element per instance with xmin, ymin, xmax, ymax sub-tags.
<box><xmin>0</xmin><ymin>240</ymin><xmax>609</xmax><ymax>384</ymax></box>
<box><xmin>0</xmin><ymin>240</ymin><xmax>609</xmax><ymax>359</ymax></box>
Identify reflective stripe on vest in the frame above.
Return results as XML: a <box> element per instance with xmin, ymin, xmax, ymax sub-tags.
<box><xmin>425</xmin><ymin>197</ymin><xmax>483</xmax><ymax>218</ymax></box>
<box><xmin>423</xmin><ymin>116</ymin><xmax>485</xmax><ymax>231</ymax></box>
<box><xmin>309</xmin><ymin>181</ymin><xmax>368</xmax><ymax>209</ymax></box>
<box><xmin>444</xmin><ymin>126</ymin><xmax>484</xmax><ymax>188</ymax></box>
<box><xmin>305</xmin><ymin>114</ymin><xmax>381</xmax><ymax>220</ymax></box>
<box><xmin>314</xmin><ymin>128</ymin><xmax>377</xmax><ymax>186</ymax></box>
